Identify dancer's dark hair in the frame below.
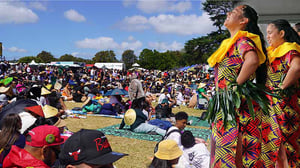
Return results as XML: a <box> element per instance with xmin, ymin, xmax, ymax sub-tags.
<box><xmin>242</xmin><ymin>5</ymin><xmax>268</xmax><ymax>85</ymax></box>
<box><xmin>269</xmin><ymin>19</ymin><xmax>300</xmax><ymax>45</ymax></box>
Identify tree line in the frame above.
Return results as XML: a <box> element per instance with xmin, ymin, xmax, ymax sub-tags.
<box><xmin>15</xmin><ymin>1</ymin><xmax>234</xmax><ymax>70</ymax></box>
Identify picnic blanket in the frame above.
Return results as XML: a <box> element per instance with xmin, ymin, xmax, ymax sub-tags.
<box><xmin>188</xmin><ymin>116</ymin><xmax>210</xmax><ymax>127</ymax></box>
<box><xmin>87</xmin><ymin>114</ymin><xmax>123</xmax><ymax>119</ymax></box>
<box><xmin>98</xmin><ymin>124</ymin><xmax>211</xmax><ymax>142</ymax></box>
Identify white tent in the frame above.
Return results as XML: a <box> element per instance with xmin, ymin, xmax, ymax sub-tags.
<box><xmin>29</xmin><ymin>60</ymin><xmax>38</xmax><ymax>65</ymax></box>
<box><xmin>129</xmin><ymin>67</ymin><xmax>146</xmax><ymax>71</ymax></box>
<box><xmin>132</xmin><ymin>63</ymin><xmax>140</xmax><ymax>67</ymax></box>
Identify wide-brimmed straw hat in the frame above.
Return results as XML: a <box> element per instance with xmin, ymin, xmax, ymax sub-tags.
<box><xmin>45</xmin><ymin>84</ymin><xmax>52</xmax><ymax>90</ymax></box>
<box><xmin>154</xmin><ymin>139</ymin><xmax>183</xmax><ymax>160</ymax></box>
<box><xmin>39</xmin><ymin>71</ymin><xmax>46</xmax><ymax>75</ymax></box>
<box><xmin>198</xmin><ymin>83</ymin><xmax>206</xmax><ymax>89</ymax></box>
<box><xmin>54</xmin><ymin>82</ymin><xmax>62</xmax><ymax>90</ymax></box>
<box><xmin>41</xmin><ymin>87</ymin><xmax>51</xmax><ymax>96</ymax></box>
<box><xmin>0</xmin><ymin>86</ymin><xmax>10</xmax><ymax>94</ymax></box>
<box><xmin>42</xmin><ymin>105</ymin><xmax>58</xmax><ymax>118</ymax></box>
<box><xmin>85</xmin><ymin>82</ymin><xmax>92</xmax><ymax>86</ymax></box>
<box><xmin>124</xmin><ymin>109</ymin><xmax>136</xmax><ymax>125</ymax></box>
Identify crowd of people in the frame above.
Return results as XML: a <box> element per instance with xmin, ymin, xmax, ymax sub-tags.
<box><xmin>0</xmin><ymin>3</ymin><xmax>299</xmax><ymax>168</ymax></box>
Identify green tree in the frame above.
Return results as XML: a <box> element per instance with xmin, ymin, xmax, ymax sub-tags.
<box><xmin>138</xmin><ymin>49</ymin><xmax>184</xmax><ymax>70</ymax></box>
<box><xmin>183</xmin><ymin>0</ymin><xmax>233</xmax><ymax>64</ymax></box>
<box><xmin>37</xmin><ymin>51</ymin><xmax>56</xmax><ymax>63</ymax></box>
<box><xmin>18</xmin><ymin>56</ymin><xmax>42</xmax><ymax>63</ymax></box>
<box><xmin>203</xmin><ymin>0</ymin><xmax>235</xmax><ymax>33</ymax></box>
<box><xmin>59</xmin><ymin>54</ymin><xmax>77</xmax><ymax>61</ymax></box>
<box><xmin>138</xmin><ymin>49</ymin><xmax>158</xmax><ymax>70</ymax></box>
<box><xmin>75</xmin><ymin>57</ymin><xmax>94</xmax><ymax>64</ymax></box>
<box><xmin>122</xmin><ymin>50</ymin><xmax>137</xmax><ymax>69</ymax></box>
<box><xmin>185</xmin><ymin>30</ymin><xmax>230</xmax><ymax>64</ymax></box>
<box><xmin>93</xmin><ymin>50</ymin><xmax>118</xmax><ymax>62</ymax></box>
<box><xmin>158</xmin><ymin>51</ymin><xmax>182</xmax><ymax>70</ymax></box>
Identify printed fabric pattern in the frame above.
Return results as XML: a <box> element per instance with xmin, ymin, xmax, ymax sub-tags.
<box><xmin>211</xmin><ymin>37</ymin><xmax>278</xmax><ymax>168</ymax></box>
<box><xmin>266</xmin><ymin>50</ymin><xmax>300</xmax><ymax>168</ymax></box>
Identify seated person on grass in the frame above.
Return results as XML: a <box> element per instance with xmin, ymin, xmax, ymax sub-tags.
<box><xmin>59</xmin><ymin>129</ymin><xmax>127</xmax><ymax>168</ymax></box>
<box><xmin>165</xmin><ymin>112</ymin><xmax>188</xmax><ymax>148</ymax></box>
<box><xmin>178</xmin><ymin>130</ymin><xmax>210</xmax><ymax>168</ymax></box>
<box><xmin>155</xmin><ymin>99</ymin><xmax>174</xmax><ymax>119</ymax></box>
<box><xmin>119</xmin><ymin>97</ymin><xmax>166</xmax><ymax>136</ymax></box>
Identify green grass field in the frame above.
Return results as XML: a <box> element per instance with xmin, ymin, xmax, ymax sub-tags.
<box><xmin>64</xmin><ymin>101</ymin><xmax>208</xmax><ymax>168</ymax></box>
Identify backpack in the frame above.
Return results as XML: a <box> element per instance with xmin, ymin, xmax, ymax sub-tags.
<box><xmin>154</xmin><ymin>128</ymin><xmax>181</xmax><ymax>153</ymax></box>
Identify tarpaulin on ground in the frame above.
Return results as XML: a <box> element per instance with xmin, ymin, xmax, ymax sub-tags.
<box><xmin>98</xmin><ymin>124</ymin><xmax>211</xmax><ymax>142</ymax></box>
<box><xmin>188</xmin><ymin>116</ymin><xmax>210</xmax><ymax>127</ymax></box>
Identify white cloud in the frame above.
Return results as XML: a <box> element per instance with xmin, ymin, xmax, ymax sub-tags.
<box><xmin>119</xmin><ymin>13</ymin><xmax>216</xmax><ymax>35</ymax></box>
<box><xmin>64</xmin><ymin>9</ymin><xmax>86</xmax><ymax>22</ymax></box>
<box><xmin>120</xmin><ymin>15</ymin><xmax>149</xmax><ymax>31</ymax></box>
<box><xmin>71</xmin><ymin>52</ymin><xmax>94</xmax><ymax>59</ymax></box>
<box><xmin>75</xmin><ymin>37</ymin><xmax>119</xmax><ymax>50</ymax></box>
<box><xmin>121</xmin><ymin>40</ymin><xmax>143</xmax><ymax>50</ymax></box>
<box><xmin>127</xmin><ymin>36</ymin><xmax>135</xmax><ymax>41</ymax></box>
<box><xmin>7</xmin><ymin>47</ymin><xmax>27</xmax><ymax>53</ymax></box>
<box><xmin>122</xmin><ymin>0</ymin><xmax>137</xmax><ymax>7</ymax></box>
<box><xmin>169</xmin><ymin>1</ymin><xmax>192</xmax><ymax>13</ymax></box>
<box><xmin>148</xmin><ymin>41</ymin><xmax>183</xmax><ymax>51</ymax></box>
<box><xmin>149</xmin><ymin>13</ymin><xmax>215</xmax><ymax>35</ymax></box>
<box><xmin>76</xmin><ymin>36</ymin><xmax>143</xmax><ymax>51</ymax></box>
<box><xmin>0</xmin><ymin>2</ymin><xmax>38</xmax><ymax>24</ymax></box>
<box><xmin>129</xmin><ymin>0</ymin><xmax>191</xmax><ymax>14</ymax></box>
<box><xmin>29</xmin><ymin>2</ymin><xmax>47</xmax><ymax>11</ymax></box>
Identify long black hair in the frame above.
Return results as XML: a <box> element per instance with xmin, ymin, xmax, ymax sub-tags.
<box><xmin>270</xmin><ymin>19</ymin><xmax>300</xmax><ymax>45</ymax></box>
<box><xmin>131</xmin><ymin>97</ymin><xmax>149</xmax><ymax>110</ymax></box>
<box><xmin>0</xmin><ymin>113</ymin><xmax>22</xmax><ymax>150</ymax></box>
<box><xmin>242</xmin><ymin>5</ymin><xmax>268</xmax><ymax>85</ymax></box>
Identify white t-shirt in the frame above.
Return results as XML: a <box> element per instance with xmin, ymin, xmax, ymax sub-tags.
<box><xmin>158</xmin><ymin>93</ymin><xmax>171</xmax><ymax>104</ymax></box>
<box><xmin>40</xmin><ymin>96</ymin><xmax>49</xmax><ymax>106</ymax></box>
<box><xmin>166</xmin><ymin>126</ymin><xmax>182</xmax><ymax>148</ymax></box>
<box><xmin>176</xmin><ymin>92</ymin><xmax>184</xmax><ymax>105</ymax></box>
<box><xmin>90</xmin><ymin>69</ymin><xmax>95</xmax><ymax>76</ymax></box>
<box><xmin>177</xmin><ymin>143</ymin><xmax>210</xmax><ymax>168</ymax></box>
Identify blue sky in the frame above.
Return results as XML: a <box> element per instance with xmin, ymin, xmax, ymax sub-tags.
<box><xmin>0</xmin><ymin>0</ymin><xmax>216</xmax><ymax>60</ymax></box>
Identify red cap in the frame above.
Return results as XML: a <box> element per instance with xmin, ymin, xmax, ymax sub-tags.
<box><xmin>26</xmin><ymin>125</ymin><xmax>66</xmax><ymax>147</ymax></box>
<box><xmin>25</xmin><ymin>105</ymin><xmax>44</xmax><ymax>117</ymax></box>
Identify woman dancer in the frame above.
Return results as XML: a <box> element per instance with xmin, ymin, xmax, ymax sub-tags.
<box><xmin>207</xmin><ymin>5</ymin><xmax>276</xmax><ymax>167</ymax></box>
<box><xmin>266</xmin><ymin>19</ymin><xmax>300</xmax><ymax>168</ymax></box>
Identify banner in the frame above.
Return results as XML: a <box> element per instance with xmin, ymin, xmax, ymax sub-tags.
<box><xmin>0</xmin><ymin>42</ymin><xmax>2</xmax><ymax>56</ymax></box>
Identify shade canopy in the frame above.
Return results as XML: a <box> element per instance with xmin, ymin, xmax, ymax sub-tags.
<box><xmin>240</xmin><ymin>0</ymin><xmax>300</xmax><ymax>23</ymax></box>
<box><xmin>132</xmin><ymin>63</ymin><xmax>140</xmax><ymax>67</ymax></box>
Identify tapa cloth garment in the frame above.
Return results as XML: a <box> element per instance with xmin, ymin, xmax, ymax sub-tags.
<box><xmin>266</xmin><ymin>47</ymin><xmax>300</xmax><ymax>167</ymax></box>
<box><xmin>210</xmin><ymin>36</ymin><xmax>278</xmax><ymax>168</ymax></box>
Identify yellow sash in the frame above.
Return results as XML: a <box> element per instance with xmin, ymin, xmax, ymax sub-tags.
<box><xmin>267</xmin><ymin>42</ymin><xmax>300</xmax><ymax>63</ymax></box>
<box><xmin>207</xmin><ymin>31</ymin><xmax>266</xmax><ymax>67</ymax></box>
